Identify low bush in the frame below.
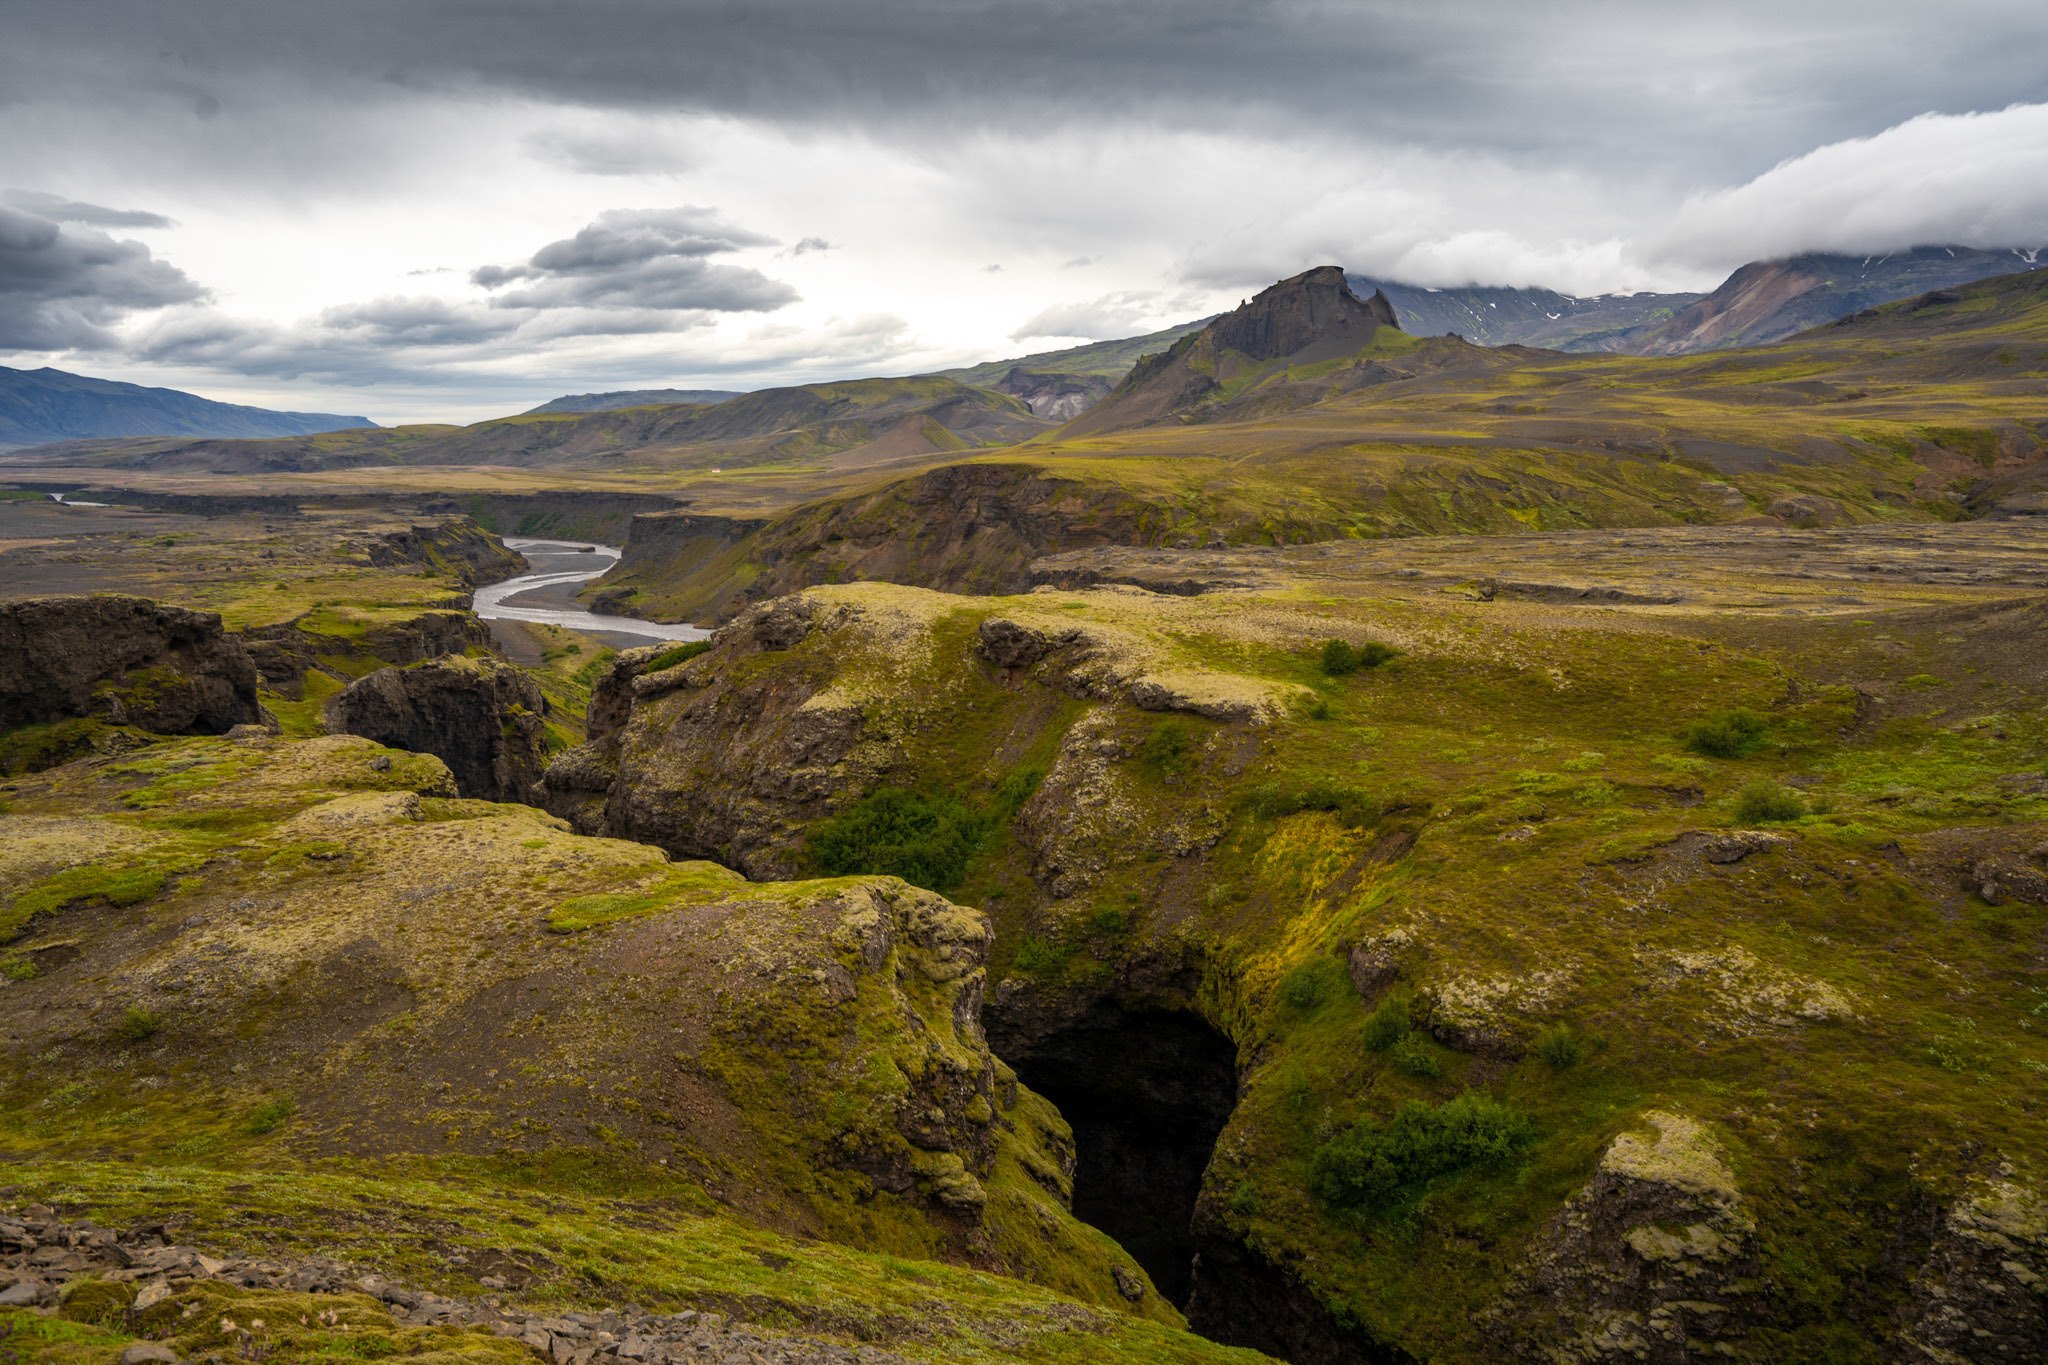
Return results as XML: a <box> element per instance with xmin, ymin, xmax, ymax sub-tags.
<box><xmin>114</xmin><ymin>1007</ymin><xmax>160</xmax><ymax>1042</ymax></box>
<box><xmin>993</xmin><ymin>763</ymin><xmax>1045</xmax><ymax>817</ymax></box>
<box><xmin>1362</xmin><ymin>992</ymin><xmax>1413</xmax><ymax>1052</ymax></box>
<box><xmin>1322</xmin><ymin>639</ymin><xmax>1398</xmax><ymax>676</ymax></box>
<box><xmin>1532</xmin><ymin>1021</ymin><xmax>1591</xmax><ymax>1069</ymax></box>
<box><xmin>1681</xmin><ymin>707</ymin><xmax>1770</xmax><ymax>759</ymax></box>
<box><xmin>1310</xmin><ymin>1091</ymin><xmax>1534</xmax><ymax>1211</ymax></box>
<box><xmin>1388</xmin><ymin>1033</ymin><xmax>1441</xmax><ymax>1078</ymax></box>
<box><xmin>645</xmin><ymin>638</ymin><xmax>714</xmax><ymax>672</ymax></box>
<box><xmin>1012</xmin><ymin>935</ymin><xmax>1072</xmax><ymax>976</ymax></box>
<box><xmin>1141</xmin><ymin>720</ymin><xmax>1197</xmax><ymax>778</ymax></box>
<box><xmin>245</xmin><ymin>1095</ymin><xmax>296</xmax><ymax>1135</ymax></box>
<box><xmin>805</xmin><ymin>788</ymin><xmax>991</xmax><ymax>891</ymax></box>
<box><xmin>1733</xmin><ymin>779</ymin><xmax>1807</xmax><ymax>824</ymax></box>
<box><xmin>1245</xmin><ymin>780</ymin><xmax>1383</xmax><ymax>830</ymax></box>
<box><xmin>1279</xmin><ymin>959</ymin><xmax>1340</xmax><ymax>1013</ymax></box>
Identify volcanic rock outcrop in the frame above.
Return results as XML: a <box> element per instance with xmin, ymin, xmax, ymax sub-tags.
<box><xmin>1064</xmin><ymin>265</ymin><xmax>1400</xmax><ymax>435</ymax></box>
<box><xmin>326</xmin><ymin>655</ymin><xmax>549</xmax><ymax>803</ymax></box>
<box><xmin>0</xmin><ymin>594</ymin><xmax>261</xmax><ymax>734</ymax></box>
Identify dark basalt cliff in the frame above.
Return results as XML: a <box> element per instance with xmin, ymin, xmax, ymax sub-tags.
<box><xmin>0</xmin><ymin>595</ymin><xmax>261</xmax><ymax>734</ymax></box>
<box><xmin>326</xmin><ymin>656</ymin><xmax>550</xmax><ymax>803</ymax></box>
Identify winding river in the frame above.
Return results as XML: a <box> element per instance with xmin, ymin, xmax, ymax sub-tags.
<box><xmin>473</xmin><ymin>537</ymin><xmax>709</xmax><ymax>648</ymax></box>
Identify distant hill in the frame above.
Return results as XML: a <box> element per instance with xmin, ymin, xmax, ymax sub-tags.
<box><xmin>0</xmin><ymin>375</ymin><xmax>1050</xmax><ymax>476</ymax></box>
<box><xmin>1616</xmin><ymin>246</ymin><xmax>2047</xmax><ymax>354</ymax></box>
<box><xmin>524</xmin><ymin>388</ymin><xmax>746</xmax><ymax>415</ymax></box>
<box><xmin>930</xmin><ymin>321</ymin><xmax>1212</xmax><ymax>420</ymax></box>
<box><xmin>1347</xmin><ymin>277</ymin><xmax>1700</xmax><ymax>351</ymax></box>
<box><xmin>0</xmin><ymin>365</ymin><xmax>374</xmax><ymax>449</ymax></box>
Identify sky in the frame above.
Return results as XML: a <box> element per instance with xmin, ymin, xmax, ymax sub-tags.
<box><xmin>3</xmin><ymin>0</ymin><xmax>2047</xmax><ymax>424</ymax></box>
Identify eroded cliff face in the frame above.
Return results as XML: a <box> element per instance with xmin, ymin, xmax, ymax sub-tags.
<box><xmin>365</xmin><ymin>519</ymin><xmax>526</xmax><ymax>587</ymax></box>
<box><xmin>536</xmin><ymin>576</ymin><xmax>2048</xmax><ymax>1363</ymax></box>
<box><xmin>0</xmin><ymin>732</ymin><xmax>1168</xmax><ymax>1318</ymax></box>
<box><xmin>0</xmin><ymin>594</ymin><xmax>261</xmax><ymax>736</ymax></box>
<box><xmin>326</xmin><ymin>655</ymin><xmax>549</xmax><ymax>803</ymax></box>
<box><xmin>241</xmin><ymin>610</ymin><xmax>491</xmax><ymax>695</ymax></box>
<box><xmin>583</xmin><ymin>464</ymin><xmax>1171</xmax><ymax>626</ymax></box>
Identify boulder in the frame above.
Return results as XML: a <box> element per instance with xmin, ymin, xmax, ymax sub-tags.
<box><xmin>0</xmin><ymin>595</ymin><xmax>261</xmax><ymax>734</ymax></box>
<box><xmin>326</xmin><ymin>655</ymin><xmax>548</xmax><ymax>803</ymax></box>
<box><xmin>1904</xmin><ymin>1176</ymin><xmax>2048</xmax><ymax>1362</ymax></box>
<box><xmin>1485</xmin><ymin>1111</ymin><xmax>1758</xmax><ymax>1361</ymax></box>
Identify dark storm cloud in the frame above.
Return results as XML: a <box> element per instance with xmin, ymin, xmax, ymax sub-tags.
<box><xmin>3</xmin><ymin>191</ymin><xmax>176</xmax><ymax>230</ymax></box>
<box><xmin>0</xmin><ymin>204</ymin><xmax>203</xmax><ymax>349</ymax></box>
<box><xmin>472</xmin><ymin>208</ymin><xmax>797</xmax><ymax>313</ymax></box>
<box><xmin>7</xmin><ymin>1</ymin><xmax>2047</xmax><ymax>183</ymax></box>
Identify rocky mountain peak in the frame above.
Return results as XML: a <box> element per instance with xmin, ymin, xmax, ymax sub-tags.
<box><xmin>1206</xmin><ymin>265</ymin><xmax>1399</xmax><ymax>362</ymax></box>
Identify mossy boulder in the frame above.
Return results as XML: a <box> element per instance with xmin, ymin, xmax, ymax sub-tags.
<box><xmin>0</xmin><ymin>595</ymin><xmax>260</xmax><ymax>739</ymax></box>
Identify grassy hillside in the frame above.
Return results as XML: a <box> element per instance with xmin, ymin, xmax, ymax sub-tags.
<box><xmin>0</xmin><ymin>732</ymin><xmax>1261</xmax><ymax>1365</ymax></box>
<box><xmin>555</xmin><ymin>524</ymin><xmax>2048</xmax><ymax>1359</ymax></box>
<box><xmin>594</xmin><ymin>268</ymin><xmax>2048</xmax><ymax>624</ymax></box>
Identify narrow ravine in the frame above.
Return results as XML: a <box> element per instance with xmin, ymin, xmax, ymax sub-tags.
<box><xmin>475</xmin><ymin>536</ymin><xmax>709</xmax><ymax>649</ymax></box>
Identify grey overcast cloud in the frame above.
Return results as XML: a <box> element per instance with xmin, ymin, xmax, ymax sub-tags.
<box><xmin>3</xmin><ymin>0</ymin><xmax>2046</xmax><ymax>422</ymax></box>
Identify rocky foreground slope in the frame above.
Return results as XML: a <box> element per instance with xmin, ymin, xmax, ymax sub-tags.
<box><xmin>0</xmin><ymin>729</ymin><xmax>1248</xmax><ymax>1364</ymax></box>
<box><xmin>541</xmin><ymin>522</ymin><xmax>2048</xmax><ymax>1362</ymax></box>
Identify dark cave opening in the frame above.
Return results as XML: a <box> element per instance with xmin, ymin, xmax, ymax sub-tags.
<box><xmin>993</xmin><ymin>1001</ymin><xmax>1239</xmax><ymax>1307</ymax></box>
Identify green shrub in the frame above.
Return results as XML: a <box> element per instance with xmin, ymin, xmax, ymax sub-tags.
<box><xmin>1532</xmin><ymin>1021</ymin><xmax>1591</xmax><ymax>1069</ymax></box>
<box><xmin>1388</xmin><ymin>1033</ymin><xmax>1441</xmax><ymax>1078</ymax></box>
<box><xmin>993</xmin><ymin>763</ymin><xmax>1045</xmax><ymax>817</ymax></box>
<box><xmin>1140</xmin><ymin>720</ymin><xmax>1197</xmax><ymax>778</ymax></box>
<box><xmin>1090</xmin><ymin>904</ymin><xmax>1129</xmax><ymax>934</ymax></box>
<box><xmin>645</xmin><ymin>638</ymin><xmax>714</xmax><ymax>672</ymax></box>
<box><xmin>805</xmin><ymin>788</ymin><xmax>992</xmax><ymax>892</ymax></box>
<box><xmin>1012</xmin><ymin>935</ymin><xmax>1072</xmax><ymax>976</ymax></box>
<box><xmin>1681</xmin><ymin>707</ymin><xmax>1769</xmax><ymax>759</ymax></box>
<box><xmin>0</xmin><ymin>955</ymin><xmax>35</xmax><ymax>981</ymax></box>
<box><xmin>114</xmin><ymin>1006</ymin><xmax>160</xmax><ymax>1042</ymax></box>
<box><xmin>1310</xmin><ymin>1092</ymin><xmax>1534</xmax><ymax>1211</ymax></box>
<box><xmin>1279</xmin><ymin>960</ymin><xmax>1338</xmax><ymax>1013</ymax></box>
<box><xmin>1245</xmin><ymin>780</ymin><xmax>1383</xmax><ymax>830</ymax></box>
<box><xmin>1733</xmin><ymin>779</ymin><xmax>1806</xmax><ymax>824</ymax></box>
<box><xmin>1362</xmin><ymin>992</ymin><xmax>1413</xmax><ymax>1052</ymax></box>
<box><xmin>1321</xmin><ymin>639</ymin><xmax>1398</xmax><ymax>676</ymax></box>
<box><xmin>245</xmin><ymin>1095</ymin><xmax>296</xmax><ymax>1135</ymax></box>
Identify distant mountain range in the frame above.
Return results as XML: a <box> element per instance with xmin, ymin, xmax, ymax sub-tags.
<box><xmin>1343</xmin><ymin>278</ymin><xmax>1697</xmax><ymax>350</ymax></box>
<box><xmin>0</xmin><ymin>366</ymin><xmax>374</xmax><ymax>449</ymax></box>
<box><xmin>524</xmin><ymin>389</ymin><xmax>746</xmax><ymax>415</ymax></box>
<box><xmin>5</xmin><ymin>246</ymin><xmax>2043</xmax><ymax>463</ymax></box>
<box><xmin>1353</xmin><ymin>246</ymin><xmax>2045</xmax><ymax>354</ymax></box>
